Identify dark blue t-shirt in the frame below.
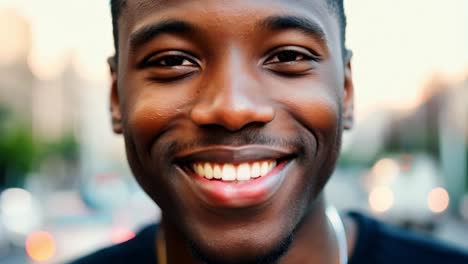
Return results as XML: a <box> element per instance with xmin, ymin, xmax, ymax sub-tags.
<box><xmin>69</xmin><ymin>212</ymin><xmax>468</xmax><ymax>264</ymax></box>
<box><xmin>347</xmin><ymin>212</ymin><xmax>468</xmax><ymax>264</ymax></box>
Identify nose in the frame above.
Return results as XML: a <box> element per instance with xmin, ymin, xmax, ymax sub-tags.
<box><xmin>190</xmin><ymin>54</ymin><xmax>274</xmax><ymax>131</ymax></box>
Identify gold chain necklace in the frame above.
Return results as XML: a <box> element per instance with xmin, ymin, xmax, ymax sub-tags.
<box><xmin>156</xmin><ymin>229</ymin><xmax>167</xmax><ymax>264</ymax></box>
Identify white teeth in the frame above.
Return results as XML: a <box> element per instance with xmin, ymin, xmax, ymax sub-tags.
<box><xmin>196</xmin><ymin>164</ymin><xmax>204</xmax><ymax>176</ymax></box>
<box><xmin>251</xmin><ymin>162</ymin><xmax>261</xmax><ymax>178</ymax></box>
<box><xmin>222</xmin><ymin>164</ymin><xmax>236</xmax><ymax>181</ymax></box>
<box><xmin>204</xmin><ymin>163</ymin><xmax>213</xmax><ymax>179</ymax></box>
<box><xmin>260</xmin><ymin>161</ymin><xmax>270</xmax><ymax>176</ymax></box>
<box><xmin>270</xmin><ymin>161</ymin><xmax>277</xmax><ymax>170</ymax></box>
<box><xmin>191</xmin><ymin>160</ymin><xmax>279</xmax><ymax>181</ymax></box>
<box><xmin>213</xmin><ymin>165</ymin><xmax>222</xmax><ymax>179</ymax></box>
<box><xmin>236</xmin><ymin>163</ymin><xmax>251</xmax><ymax>181</ymax></box>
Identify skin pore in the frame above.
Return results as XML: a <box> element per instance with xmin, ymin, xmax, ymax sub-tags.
<box><xmin>109</xmin><ymin>0</ymin><xmax>356</xmax><ymax>263</ymax></box>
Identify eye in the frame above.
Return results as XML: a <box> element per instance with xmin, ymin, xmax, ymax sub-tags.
<box><xmin>263</xmin><ymin>47</ymin><xmax>321</xmax><ymax>75</ymax></box>
<box><xmin>145</xmin><ymin>54</ymin><xmax>197</xmax><ymax>67</ymax></box>
<box><xmin>156</xmin><ymin>55</ymin><xmax>196</xmax><ymax>67</ymax></box>
<box><xmin>266</xmin><ymin>50</ymin><xmax>308</xmax><ymax>64</ymax></box>
<box><xmin>138</xmin><ymin>51</ymin><xmax>201</xmax><ymax>81</ymax></box>
<box><xmin>264</xmin><ymin>49</ymin><xmax>319</xmax><ymax>65</ymax></box>
<box><xmin>138</xmin><ymin>51</ymin><xmax>200</xmax><ymax>69</ymax></box>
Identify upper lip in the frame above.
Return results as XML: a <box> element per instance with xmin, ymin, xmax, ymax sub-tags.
<box><xmin>173</xmin><ymin>145</ymin><xmax>295</xmax><ymax>164</ymax></box>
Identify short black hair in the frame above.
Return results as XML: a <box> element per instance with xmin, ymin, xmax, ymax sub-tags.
<box><xmin>110</xmin><ymin>0</ymin><xmax>347</xmax><ymax>58</ymax></box>
<box><xmin>110</xmin><ymin>0</ymin><xmax>126</xmax><ymax>57</ymax></box>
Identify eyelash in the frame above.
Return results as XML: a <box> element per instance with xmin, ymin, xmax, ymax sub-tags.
<box><xmin>138</xmin><ymin>47</ymin><xmax>320</xmax><ymax>70</ymax></box>
<box><xmin>265</xmin><ymin>48</ymin><xmax>321</xmax><ymax>64</ymax></box>
<box><xmin>138</xmin><ymin>51</ymin><xmax>199</xmax><ymax>68</ymax></box>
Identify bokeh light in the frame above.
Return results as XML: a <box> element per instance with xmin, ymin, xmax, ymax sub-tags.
<box><xmin>427</xmin><ymin>187</ymin><xmax>450</xmax><ymax>214</ymax></box>
<box><xmin>371</xmin><ymin>158</ymin><xmax>400</xmax><ymax>184</ymax></box>
<box><xmin>0</xmin><ymin>188</ymin><xmax>32</xmax><ymax>216</ymax></box>
<box><xmin>373</xmin><ymin>158</ymin><xmax>399</xmax><ymax>177</ymax></box>
<box><xmin>25</xmin><ymin>231</ymin><xmax>56</xmax><ymax>262</ymax></box>
<box><xmin>0</xmin><ymin>188</ymin><xmax>41</xmax><ymax>236</ymax></box>
<box><xmin>369</xmin><ymin>186</ymin><xmax>395</xmax><ymax>213</ymax></box>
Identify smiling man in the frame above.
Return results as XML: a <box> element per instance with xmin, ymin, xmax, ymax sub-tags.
<box><xmin>71</xmin><ymin>1</ymin><xmax>468</xmax><ymax>264</ymax></box>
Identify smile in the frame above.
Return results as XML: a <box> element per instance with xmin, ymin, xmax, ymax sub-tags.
<box><xmin>190</xmin><ymin>160</ymin><xmax>277</xmax><ymax>182</ymax></box>
<box><xmin>174</xmin><ymin>145</ymin><xmax>295</xmax><ymax>208</ymax></box>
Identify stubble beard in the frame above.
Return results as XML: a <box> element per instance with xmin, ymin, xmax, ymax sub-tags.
<box><xmin>187</xmin><ymin>231</ymin><xmax>294</xmax><ymax>264</ymax></box>
<box><xmin>184</xmin><ymin>207</ymin><xmax>317</xmax><ymax>264</ymax></box>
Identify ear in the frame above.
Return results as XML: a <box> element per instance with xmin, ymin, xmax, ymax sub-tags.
<box><xmin>343</xmin><ymin>50</ymin><xmax>354</xmax><ymax>130</ymax></box>
<box><xmin>108</xmin><ymin>56</ymin><xmax>123</xmax><ymax>134</ymax></box>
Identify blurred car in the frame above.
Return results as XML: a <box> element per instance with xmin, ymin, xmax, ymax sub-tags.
<box><xmin>363</xmin><ymin>153</ymin><xmax>449</xmax><ymax>231</ymax></box>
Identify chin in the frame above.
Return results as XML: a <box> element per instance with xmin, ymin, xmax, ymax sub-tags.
<box><xmin>186</xmin><ymin>228</ymin><xmax>294</xmax><ymax>264</ymax></box>
<box><xmin>175</xmin><ymin>198</ymin><xmax>311</xmax><ymax>264</ymax></box>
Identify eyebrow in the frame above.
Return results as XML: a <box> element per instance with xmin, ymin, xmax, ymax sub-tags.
<box><xmin>258</xmin><ymin>15</ymin><xmax>328</xmax><ymax>46</ymax></box>
<box><xmin>128</xmin><ymin>15</ymin><xmax>328</xmax><ymax>52</ymax></box>
<box><xmin>129</xmin><ymin>19</ymin><xmax>195</xmax><ymax>52</ymax></box>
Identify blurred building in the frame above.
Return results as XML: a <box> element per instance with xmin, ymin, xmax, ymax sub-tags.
<box><xmin>0</xmin><ymin>9</ymin><xmax>85</xmax><ymax>190</ymax></box>
<box><xmin>345</xmin><ymin>74</ymin><xmax>468</xmax><ymax>213</ymax></box>
<box><xmin>0</xmin><ymin>10</ymin><xmax>34</xmax><ymax>120</ymax></box>
<box><xmin>31</xmin><ymin>58</ymin><xmax>81</xmax><ymax>141</ymax></box>
<box><xmin>391</xmin><ymin>76</ymin><xmax>468</xmax><ymax>211</ymax></box>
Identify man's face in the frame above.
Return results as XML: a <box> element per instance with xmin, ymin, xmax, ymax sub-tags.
<box><xmin>111</xmin><ymin>0</ymin><xmax>353</xmax><ymax>262</ymax></box>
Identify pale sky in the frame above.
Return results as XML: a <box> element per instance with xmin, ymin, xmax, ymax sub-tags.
<box><xmin>0</xmin><ymin>0</ymin><xmax>467</xmax><ymax>118</ymax></box>
<box><xmin>0</xmin><ymin>0</ymin><xmax>113</xmax><ymax>80</ymax></box>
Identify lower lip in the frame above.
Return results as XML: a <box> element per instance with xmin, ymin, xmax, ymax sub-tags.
<box><xmin>179</xmin><ymin>160</ymin><xmax>291</xmax><ymax>208</ymax></box>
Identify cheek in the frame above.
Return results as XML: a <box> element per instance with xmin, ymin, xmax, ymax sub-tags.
<box><xmin>271</xmin><ymin>79</ymin><xmax>342</xmax><ymax>193</ymax></box>
<box><xmin>289</xmin><ymin>95</ymin><xmax>339</xmax><ymax>135</ymax></box>
<box><xmin>126</xmin><ymin>100</ymin><xmax>174</xmax><ymax>145</ymax></box>
<box><xmin>121</xmin><ymin>91</ymin><xmax>191</xmax><ymax>208</ymax></box>
<box><xmin>122</xmin><ymin>82</ymin><xmax>192</xmax><ymax>148</ymax></box>
<box><xmin>271</xmin><ymin>79</ymin><xmax>341</xmax><ymax>134</ymax></box>
<box><xmin>286</xmin><ymin>84</ymin><xmax>342</xmax><ymax>164</ymax></box>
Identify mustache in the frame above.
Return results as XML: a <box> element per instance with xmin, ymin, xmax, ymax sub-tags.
<box><xmin>160</xmin><ymin>129</ymin><xmax>306</xmax><ymax>160</ymax></box>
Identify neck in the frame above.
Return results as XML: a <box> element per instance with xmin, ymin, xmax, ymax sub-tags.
<box><xmin>159</xmin><ymin>195</ymin><xmax>354</xmax><ymax>264</ymax></box>
<box><xmin>160</xmin><ymin>217</ymin><xmax>199</xmax><ymax>264</ymax></box>
<box><xmin>276</xmin><ymin>195</ymin><xmax>340</xmax><ymax>264</ymax></box>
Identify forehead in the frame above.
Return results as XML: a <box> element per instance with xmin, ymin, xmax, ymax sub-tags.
<box><xmin>118</xmin><ymin>0</ymin><xmax>340</xmax><ymax>56</ymax></box>
<box><xmin>119</xmin><ymin>0</ymin><xmax>338</xmax><ymax>32</ymax></box>
<box><xmin>124</xmin><ymin>0</ymin><xmax>330</xmax><ymax>17</ymax></box>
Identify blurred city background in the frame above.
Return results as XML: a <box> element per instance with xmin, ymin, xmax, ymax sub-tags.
<box><xmin>0</xmin><ymin>0</ymin><xmax>467</xmax><ymax>263</ymax></box>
